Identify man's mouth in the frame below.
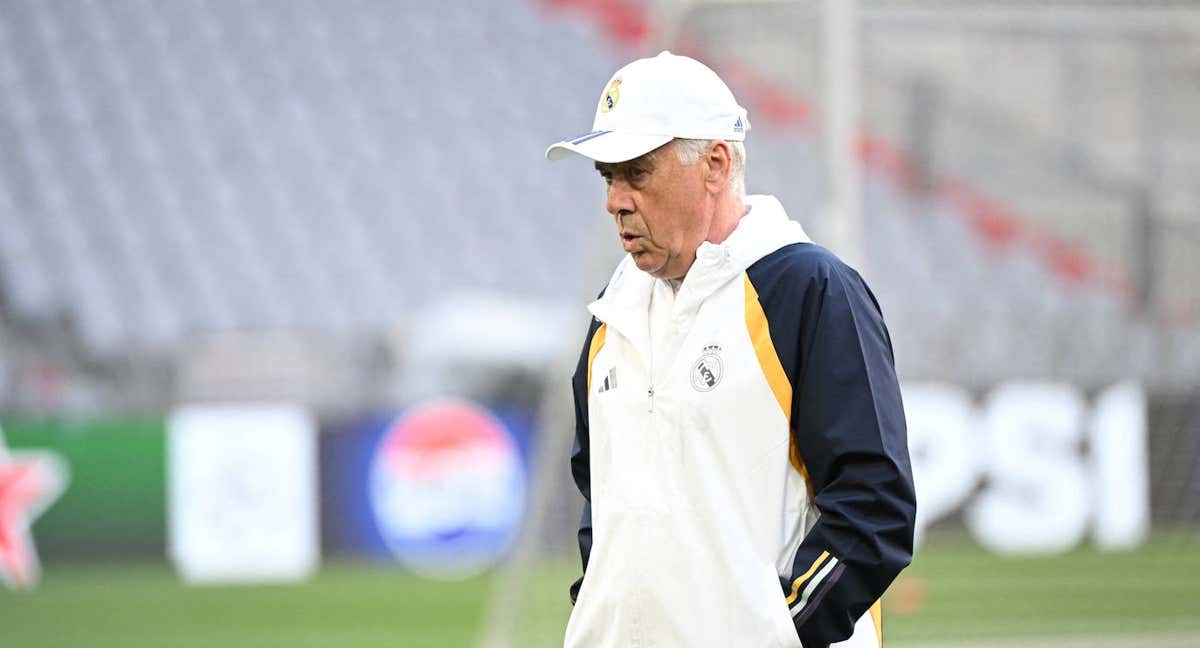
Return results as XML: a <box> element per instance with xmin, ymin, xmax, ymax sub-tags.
<box><xmin>620</xmin><ymin>232</ymin><xmax>640</xmax><ymax>251</ymax></box>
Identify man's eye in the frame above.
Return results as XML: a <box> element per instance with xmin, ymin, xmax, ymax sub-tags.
<box><xmin>629</xmin><ymin>167</ymin><xmax>646</xmax><ymax>178</ymax></box>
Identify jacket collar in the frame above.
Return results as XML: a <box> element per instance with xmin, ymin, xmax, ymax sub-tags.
<box><xmin>588</xmin><ymin>194</ymin><xmax>811</xmax><ymax>354</ymax></box>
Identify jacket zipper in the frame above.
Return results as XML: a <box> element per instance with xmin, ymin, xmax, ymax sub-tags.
<box><xmin>648</xmin><ymin>340</ymin><xmax>656</xmax><ymax>413</ymax></box>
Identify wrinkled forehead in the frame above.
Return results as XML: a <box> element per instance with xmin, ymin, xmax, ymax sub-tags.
<box><xmin>593</xmin><ymin>142</ymin><xmax>671</xmax><ymax>174</ymax></box>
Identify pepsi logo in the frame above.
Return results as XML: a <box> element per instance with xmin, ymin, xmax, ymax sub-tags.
<box><xmin>368</xmin><ymin>400</ymin><xmax>525</xmax><ymax>578</ymax></box>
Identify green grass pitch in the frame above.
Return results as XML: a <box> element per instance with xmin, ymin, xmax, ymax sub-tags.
<box><xmin>1</xmin><ymin>533</ymin><xmax>1196</xmax><ymax>647</ymax></box>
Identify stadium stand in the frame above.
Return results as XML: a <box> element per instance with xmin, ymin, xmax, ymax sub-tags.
<box><xmin>0</xmin><ymin>0</ymin><xmax>1196</xmax><ymax>397</ymax></box>
<box><xmin>0</xmin><ymin>0</ymin><xmax>616</xmax><ymax>356</ymax></box>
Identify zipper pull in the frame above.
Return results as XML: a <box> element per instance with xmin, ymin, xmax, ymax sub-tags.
<box><xmin>647</xmin><ymin>387</ymin><xmax>655</xmax><ymax>412</ymax></box>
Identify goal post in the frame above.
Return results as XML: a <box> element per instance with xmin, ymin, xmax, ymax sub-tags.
<box><xmin>822</xmin><ymin>0</ymin><xmax>865</xmax><ymax>272</ymax></box>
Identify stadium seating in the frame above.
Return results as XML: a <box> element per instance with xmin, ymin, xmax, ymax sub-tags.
<box><xmin>0</xmin><ymin>0</ymin><xmax>616</xmax><ymax>355</ymax></box>
<box><xmin>0</xmin><ymin>0</ymin><xmax>1194</xmax><ymax>391</ymax></box>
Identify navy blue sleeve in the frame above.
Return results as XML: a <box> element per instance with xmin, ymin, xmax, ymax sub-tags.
<box><xmin>748</xmin><ymin>244</ymin><xmax>916</xmax><ymax>648</ymax></box>
<box><xmin>568</xmin><ymin>311</ymin><xmax>604</xmax><ymax>604</ymax></box>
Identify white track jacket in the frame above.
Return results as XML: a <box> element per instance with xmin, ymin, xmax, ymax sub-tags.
<box><xmin>564</xmin><ymin>195</ymin><xmax>916</xmax><ymax>648</ymax></box>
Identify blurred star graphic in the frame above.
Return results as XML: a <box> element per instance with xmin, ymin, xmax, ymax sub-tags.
<box><xmin>0</xmin><ymin>433</ymin><xmax>69</xmax><ymax>590</ymax></box>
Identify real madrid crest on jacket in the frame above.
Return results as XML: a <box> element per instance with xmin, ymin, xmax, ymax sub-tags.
<box><xmin>565</xmin><ymin>195</ymin><xmax>916</xmax><ymax>648</ymax></box>
<box><xmin>690</xmin><ymin>345</ymin><xmax>723</xmax><ymax>391</ymax></box>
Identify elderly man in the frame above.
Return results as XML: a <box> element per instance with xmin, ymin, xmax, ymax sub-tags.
<box><xmin>545</xmin><ymin>51</ymin><xmax>916</xmax><ymax>648</ymax></box>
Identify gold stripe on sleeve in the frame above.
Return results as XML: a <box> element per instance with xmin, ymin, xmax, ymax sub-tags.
<box><xmin>744</xmin><ymin>275</ymin><xmax>814</xmax><ymax>496</ymax></box>
<box><xmin>586</xmin><ymin>323</ymin><xmax>607</xmax><ymax>393</ymax></box>
<box><xmin>743</xmin><ymin>275</ymin><xmax>792</xmax><ymax>420</ymax></box>
<box><xmin>784</xmin><ymin>550</ymin><xmax>830</xmax><ymax>606</ymax></box>
<box><xmin>870</xmin><ymin>599</ymin><xmax>883</xmax><ymax>648</ymax></box>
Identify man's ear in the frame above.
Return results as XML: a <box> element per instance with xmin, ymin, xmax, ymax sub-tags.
<box><xmin>703</xmin><ymin>141</ymin><xmax>732</xmax><ymax>193</ymax></box>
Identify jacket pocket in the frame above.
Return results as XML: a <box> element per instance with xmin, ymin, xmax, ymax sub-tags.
<box><xmin>761</xmin><ymin>564</ymin><xmax>804</xmax><ymax>648</ymax></box>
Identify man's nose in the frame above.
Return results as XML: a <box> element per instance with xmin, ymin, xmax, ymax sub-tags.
<box><xmin>606</xmin><ymin>181</ymin><xmax>634</xmax><ymax>218</ymax></box>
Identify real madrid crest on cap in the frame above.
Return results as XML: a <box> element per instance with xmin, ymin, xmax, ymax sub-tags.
<box><xmin>600</xmin><ymin>78</ymin><xmax>621</xmax><ymax>113</ymax></box>
<box><xmin>690</xmin><ymin>344</ymin><xmax>723</xmax><ymax>392</ymax></box>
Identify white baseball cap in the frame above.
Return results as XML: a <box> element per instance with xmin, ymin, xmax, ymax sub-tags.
<box><xmin>545</xmin><ymin>51</ymin><xmax>750</xmax><ymax>164</ymax></box>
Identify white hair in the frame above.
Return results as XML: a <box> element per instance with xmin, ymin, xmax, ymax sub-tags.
<box><xmin>671</xmin><ymin>138</ymin><xmax>746</xmax><ymax>197</ymax></box>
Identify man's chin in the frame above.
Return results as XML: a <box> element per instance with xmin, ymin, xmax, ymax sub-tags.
<box><xmin>632</xmin><ymin>253</ymin><xmax>665</xmax><ymax>276</ymax></box>
<box><xmin>633</xmin><ymin>254</ymin><xmax>686</xmax><ymax>281</ymax></box>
